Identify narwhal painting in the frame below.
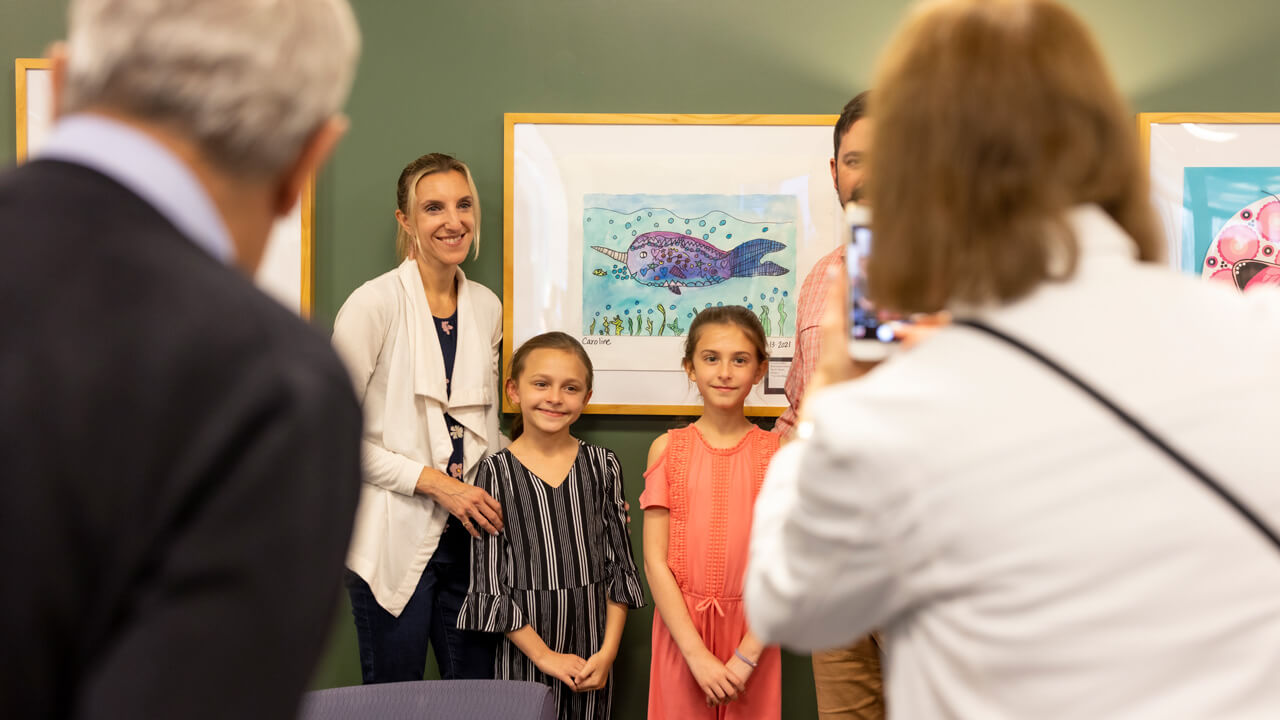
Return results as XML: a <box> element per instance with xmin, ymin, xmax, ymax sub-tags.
<box><xmin>591</xmin><ymin>231</ymin><xmax>789</xmax><ymax>295</ymax></box>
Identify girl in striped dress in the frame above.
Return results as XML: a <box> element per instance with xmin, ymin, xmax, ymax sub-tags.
<box><xmin>458</xmin><ymin>332</ymin><xmax>644</xmax><ymax>719</ymax></box>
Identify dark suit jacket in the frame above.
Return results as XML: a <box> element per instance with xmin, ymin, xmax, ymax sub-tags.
<box><xmin>0</xmin><ymin>159</ymin><xmax>363</xmax><ymax>719</ymax></box>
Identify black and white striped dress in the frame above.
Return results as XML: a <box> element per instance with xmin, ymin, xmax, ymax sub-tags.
<box><xmin>457</xmin><ymin>442</ymin><xmax>645</xmax><ymax>720</ymax></box>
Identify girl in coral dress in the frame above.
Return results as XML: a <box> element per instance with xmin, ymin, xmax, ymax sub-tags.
<box><xmin>642</xmin><ymin>306</ymin><xmax>782</xmax><ymax>719</ymax></box>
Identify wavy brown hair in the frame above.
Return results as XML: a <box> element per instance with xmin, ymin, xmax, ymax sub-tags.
<box><xmin>867</xmin><ymin>0</ymin><xmax>1160</xmax><ymax>313</ymax></box>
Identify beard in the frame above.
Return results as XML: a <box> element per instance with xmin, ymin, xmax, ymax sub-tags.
<box><xmin>838</xmin><ymin>182</ymin><xmax>865</xmax><ymax>206</ymax></box>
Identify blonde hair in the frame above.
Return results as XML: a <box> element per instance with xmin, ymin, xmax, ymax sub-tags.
<box><xmin>394</xmin><ymin>153</ymin><xmax>481</xmax><ymax>263</ymax></box>
<box><xmin>867</xmin><ymin>0</ymin><xmax>1160</xmax><ymax>313</ymax></box>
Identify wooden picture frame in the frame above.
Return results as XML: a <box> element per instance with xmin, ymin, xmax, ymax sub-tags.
<box><xmin>504</xmin><ymin>112</ymin><xmax>841</xmax><ymax>416</ymax></box>
<box><xmin>1139</xmin><ymin>112</ymin><xmax>1280</xmax><ymax>287</ymax></box>
<box><xmin>14</xmin><ymin>57</ymin><xmax>316</xmax><ymax>316</ymax></box>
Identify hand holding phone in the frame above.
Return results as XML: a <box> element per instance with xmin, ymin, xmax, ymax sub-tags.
<box><xmin>845</xmin><ymin>204</ymin><xmax>911</xmax><ymax>361</ymax></box>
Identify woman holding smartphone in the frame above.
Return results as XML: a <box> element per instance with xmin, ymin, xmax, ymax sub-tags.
<box><xmin>746</xmin><ymin>0</ymin><xmax>1280</xmax><ymax>717</ymax></box>
<box><xmin>332</xmin><ymin>153</ymin><xmax>503</xmax><ymax>683</ymax></box>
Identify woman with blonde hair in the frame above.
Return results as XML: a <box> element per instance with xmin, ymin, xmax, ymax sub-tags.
<box><xmin>746</xmin><ymin>0</ymin><xmax>1280</xmax><ymax>717</ymax></box>
<box><xmin>332</xmin><ymin>153</ymin><xmax>504</xmax><ymax>683</ymax></box>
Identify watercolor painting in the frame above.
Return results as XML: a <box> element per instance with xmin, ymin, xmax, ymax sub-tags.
<box><xmin>582</xmin><ymin>193</ymin><xmax>797</xmax><ymax>337</ymax></box>
<box><xmin>1182</xmin><ymin>167</ymin><xmax>1280</xmax><ymax>291</ymax></box>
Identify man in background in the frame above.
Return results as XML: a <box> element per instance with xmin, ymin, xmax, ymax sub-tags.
<box><xmin>0</xmin><ymin>0</ymin><xmax>363</xmax><ymax>717</ymax></box>
<box><xmin>774</xmin><ymin>91</ymin><xmax>885</xmax><ymax>719</ymax></box>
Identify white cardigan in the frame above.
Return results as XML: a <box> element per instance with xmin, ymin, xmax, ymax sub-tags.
<box><xmin>747</xmin><ymin>206</ymin><xmax>1280</xmax><ymax>718</ymax></box>
<box><xmin>332</xmin><ymin>259</ymin><xmax>503</xmax><ymax>616</ymax></box>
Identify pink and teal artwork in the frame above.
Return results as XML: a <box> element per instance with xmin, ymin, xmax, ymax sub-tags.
<box><xmin>1182</xmin><ymin>167</ymin><xmax>1280</xmax><ymax>291</ymax></box>
<box><xmin>582</xmin><ymin>194</ymin><xmax>797</xmax><ymax>337</ymax></box>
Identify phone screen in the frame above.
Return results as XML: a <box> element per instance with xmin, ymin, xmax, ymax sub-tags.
<box><xmin>846</xmin><ymin>205</ymin><xmax>908</xmax><ymax>356</ymax></box>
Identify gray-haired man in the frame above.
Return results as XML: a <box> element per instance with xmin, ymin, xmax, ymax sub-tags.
<box><xmin>0</xmin><ymin>1</ymin><xmax>363</xmax><ymax>717</ymax></box>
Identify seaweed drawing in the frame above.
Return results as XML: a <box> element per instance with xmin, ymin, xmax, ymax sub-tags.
<box><xmin>759</xmin><ymin>305</ymin><xmax>772</xmax><ymax>336</ymax></box>
<box><xmin>657</xmin><ymin>304</ymin><xmax>668</xmax><ymax>336</ymax></box>
<box><xmin>646</xmin><ymin>318</ymin><xmax>654</xmax><ymax>335</ymax></box>
<box><xmin>611</xmin><ymin>315</ymin><xmax>623</xmax><ymax>335</ymax></box>
<box><xmin>777</xmin><ymin>296</ymin><xmax>788</xmax><ymax>336</ymax></box>
<box><xmin>589</xmin><ymin>318</ymin><xmax>597</xmax><ymax>335</ymax></box>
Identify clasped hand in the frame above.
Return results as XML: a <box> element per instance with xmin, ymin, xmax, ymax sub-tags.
<box><xmin>535</xmin><ymin>649</ymin><xmax>615</xmax><ymax>693</ymax></box>
<box><xmin>690</xmin><ymin>649</ymin><xmax>749</xmax><ymax>707</ymax></box>
<box><xmin>573</xmin><ymin>649</ymin><xmax>616</xmax><ymax>692</ymax></box>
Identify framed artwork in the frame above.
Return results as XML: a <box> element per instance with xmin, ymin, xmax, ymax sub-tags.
<box><xmin>504</xmin><ymin>113</ymin><xmax>841</xmax><ymax>415</ymax></box>
<box><xmin>14</xmin><ymin>58</ymin><xmax>315</xmax><ymax>316</ymax></box>
<box><xmin>1140</xmin><ymin>112</ymin><xmax>1280</xmax><ymax>291</ymax></box>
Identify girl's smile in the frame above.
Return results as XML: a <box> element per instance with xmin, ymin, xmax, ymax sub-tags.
<box><xmin>507</xmin><ymin>348</ymin><xmax>593</xmax><ymax>435</ymax></box>
<box><xmin>685</xmin><ymin>324</ymin><xmax>767</xmax><ymax>409</ymax></box>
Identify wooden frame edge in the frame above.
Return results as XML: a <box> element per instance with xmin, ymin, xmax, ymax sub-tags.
<box><xmin>580</xmin><ymin>404</ymin><xmax>783</xmax><ymax>417</ymax></box>
<box><xmin>502</xmin><ymin>113</ymin><xmax>518</xmax><ymax>413</ymax></box>
<box><xmin>504</xmin><ymin>112</ymin><xmax>839</xmax><ymax>127</ymax></box>
<box><xmin>1138</xmin><ymin>112</ymin><xmax>1280</xmax><ymax>164</ymax></box>
<box><xmin>15</xmin><ymin>58</ymin><xmax>53</xmax><ymax>163</ymax></box>
<box><xmin>300</xmin><ymin>174</ymin><xmax>316</xmax><ymax>319</ymax></box>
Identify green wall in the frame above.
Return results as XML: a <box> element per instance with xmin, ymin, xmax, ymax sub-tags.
<box><xmin>6</xmin><ymin>0</ymin><xmax>1280</xmax><ymax>717</ymax></box>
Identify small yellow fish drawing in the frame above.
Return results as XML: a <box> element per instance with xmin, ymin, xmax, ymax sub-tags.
<box><xmin>592</xmin><ymin>268</ymin><xmax>607</xmax><ymax>277</ymax></box>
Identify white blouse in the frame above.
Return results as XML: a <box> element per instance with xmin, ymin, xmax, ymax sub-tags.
<box><xmin>332</xmin><ymin>259</ymin><xmax>503</xmax><ymax>616</ymax></box>
<box><xmin>747</xmin><ymin>206</ymin><xmax>1280</xmax><ymax>718</ymax></box>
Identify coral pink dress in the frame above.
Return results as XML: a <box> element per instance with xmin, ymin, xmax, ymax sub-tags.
<box><xmin>640</xmin><ymin>424</ymin><xmax>781</xmax><ymax>720</ymax></box>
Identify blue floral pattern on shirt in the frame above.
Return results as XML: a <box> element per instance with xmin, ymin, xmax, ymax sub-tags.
<box><xmin>433</xmin><ymin>311</ymin><xmax>466</xmax><ymax>481</ymax></box>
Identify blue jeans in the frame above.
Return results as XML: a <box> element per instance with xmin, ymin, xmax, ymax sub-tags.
<box><xmin>345</xmin><ymin>518</ymin><xmax>497</xmax><ymax>683</ymax></box>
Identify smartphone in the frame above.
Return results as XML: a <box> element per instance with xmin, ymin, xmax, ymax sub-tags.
<box><xmin>845</xmin><ymin>203</ymin><xmax>909</xmax><ymax>361</ymax></box>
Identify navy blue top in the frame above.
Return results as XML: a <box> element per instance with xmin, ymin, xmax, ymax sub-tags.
<box><xmin>433</xmin><ymin>311</ymin><xmax>466</xmax><ymax>482</ymax></box>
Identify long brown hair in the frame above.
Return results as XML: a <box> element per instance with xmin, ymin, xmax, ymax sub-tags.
<box><xmin>867</xmin><ymin>0</ymin><xmax>1160</xmax><ymax>313</ymax></box>
<box><xmin>506</xmin><ymin>332</ymin><xmax>594</xmax><ymax>440</ymax></box>
<box><xmin>394</xmin><ymin>153</ymin><xmax>482</xmax><ymax>263</ymax></box>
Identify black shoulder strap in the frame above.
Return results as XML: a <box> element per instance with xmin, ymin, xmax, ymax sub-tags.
<box><xmin>954</xmin><ymin>318</ymin><xmax>1280</xmax><ymax>554</ymax></box>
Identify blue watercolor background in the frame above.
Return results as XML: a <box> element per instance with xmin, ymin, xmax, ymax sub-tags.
<box><xmin>1182</xmin><ymin>167</ymin><xmax>1280</xmax><ymax>274</ymax></box>
<box><xmin>581</xmin><ymin>193</ymin><xmax>798</xmax><ymax>337</ymax></box>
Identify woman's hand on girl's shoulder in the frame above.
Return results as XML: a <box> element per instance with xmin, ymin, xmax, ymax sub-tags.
<box><xmin>415</xmin><ymin>467</ymin><xmax>503</xmax><ymax>537</ymax></box>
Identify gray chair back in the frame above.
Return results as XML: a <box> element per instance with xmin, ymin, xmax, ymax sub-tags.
<box><xmin>298</xmin><ymin>679</ymin><xmax>555</xmax><ymax>720</ymax></box>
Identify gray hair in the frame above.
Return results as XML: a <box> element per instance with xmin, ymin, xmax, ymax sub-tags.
<box><xmin>62</xmin><ymin>0</ymin><xmax>361</xmax><ymax>177</ymax></box>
